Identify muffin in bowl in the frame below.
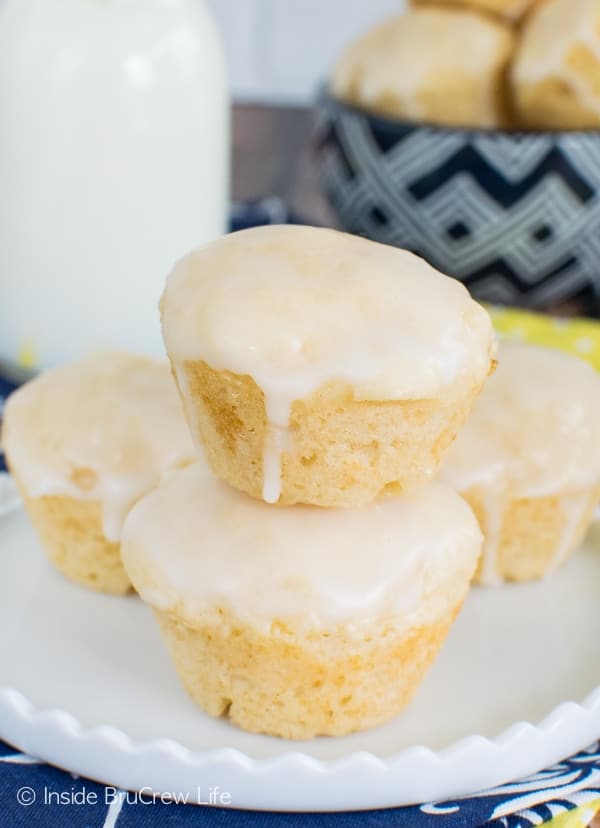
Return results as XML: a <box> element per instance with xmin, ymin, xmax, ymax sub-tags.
<box><xmin>316</xmin><ymin>2</ymin><xmax>600</xmax><ymax>317</ymax></box>
<box><xmin>409</xmin><ymin>0</ymin><xmax>543</xmax><ymax>25</ymax></box>
<box><xmin>512</xmin><ymin>0</ymin><xmax>600</xmax><ymax>130</ymax></box>
<box><xmin>331</xmin><ymin>8</ymin><xmax>515</xmax><ymax>129</ymax></box>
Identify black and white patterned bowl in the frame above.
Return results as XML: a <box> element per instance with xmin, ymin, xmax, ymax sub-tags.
<box><xmin>315</xmin><ymin>94</ymin><xmax>600</xmax><ymax>316</ymax></box>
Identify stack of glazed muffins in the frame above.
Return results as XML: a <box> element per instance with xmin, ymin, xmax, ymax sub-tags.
<box><xmin>331</xmin><ymin>0</ymin><xmax>600</xmax><ymax>131</ymax></box>
<box><xmin>122</xmin><ymin>224</ymin><xmax>494</xmax><ymax>738</ymax></box>
<box><xmin>4</xmin><ymin>225</ymin><xmax>600</xmax><ymax>739</ymax></box>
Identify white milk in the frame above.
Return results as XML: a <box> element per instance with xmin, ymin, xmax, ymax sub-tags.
<box><xmin>0</xmin><ymin>0</ymin><xmax>229</xmax><ymax>371</ymax></box>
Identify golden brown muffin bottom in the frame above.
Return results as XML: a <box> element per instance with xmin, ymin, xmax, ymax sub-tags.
<box><xmin>464</xmin><ymin>486</ymin><xmax>600</xmax><ymax>583</ymax></box>
<box><xmin>155</xmin><ymin>602</ymin><xmax>463</xmax><ymax>740</ymax></box>
<box><xmin>174</xmin><ymin>359</ymin><xmax>487</xmax><ymax>508</ymax></box>
<box><xmin>19</xmin><ymin>489</ymin><xmax>132</xmax><ymax>596</ymax></box>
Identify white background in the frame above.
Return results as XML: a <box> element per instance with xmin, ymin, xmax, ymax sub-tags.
<box><xmin>205</xmin><ymin>0</ymin><xmax>405</xmax><ymax>104</ymax></box>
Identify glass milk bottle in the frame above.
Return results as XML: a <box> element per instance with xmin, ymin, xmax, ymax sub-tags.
<box><xmin>0</xmin><ymin>0</ymin><xmax>229</xmax><ymax>373</ymax></box>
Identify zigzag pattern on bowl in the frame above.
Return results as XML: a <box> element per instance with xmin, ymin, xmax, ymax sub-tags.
<box><xmin>316</xmin><ymin>101</ymin><xmax>600</xmax><ymax>316</ymax></box>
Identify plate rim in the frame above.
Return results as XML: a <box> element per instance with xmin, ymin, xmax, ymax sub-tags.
<box><xmin>1</xmin><ymin>683</ymin><xmax>600</xmax><ymax>811</ymax></box>
<box><xmin>2</xmin><ymin>493</ymin><xmax>600</xmax><ymax>811</ymax></box>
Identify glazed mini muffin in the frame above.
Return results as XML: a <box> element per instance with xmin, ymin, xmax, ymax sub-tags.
<box><xmin>330</xmin><ymin>8</ymin><xmax>515</xmax><ymax>128</ymax></box>
<box><xmin>441</xmin><ymin>342</ymin><xmax>600</xmax><ymax>585</ymax></box>
<box><xmin>2</xmin><ymin>353</ymin><xmax>195</xmax><ymax>595</ymax></box>
<box><xmin>410</xmin><ymin>0</ymin><xmax>542</xmax><ymax>26</ymax></box>
<box><xmin>512</xmin><ymin>0</ymin><xmax>600</xmax><ymax>129</ymax></box>
<box><xmin>160</xmin><ymin>225</ymin><xmax>495</xmax><ymax>508</ymax></box>
<box><xmin>122</xmin><ymin>464</ymin><xmax>482</xmax><ymax>739</ymax></box>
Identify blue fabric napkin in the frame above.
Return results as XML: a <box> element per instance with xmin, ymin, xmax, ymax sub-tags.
<box><xmin>0</xmin><ymin>739</ymin><xmax>599</xmax><ymax>827</ymax></box>
<box><xmin>1</xmin><ymin>199</ymin><xmax>599</xmax><ymax>826</ymax></box>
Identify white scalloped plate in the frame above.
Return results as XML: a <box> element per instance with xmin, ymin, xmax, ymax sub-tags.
<box><xmin>0</xmin><ymin>502</ymin><xmax>599</xmax><ymax>812</ymax></box>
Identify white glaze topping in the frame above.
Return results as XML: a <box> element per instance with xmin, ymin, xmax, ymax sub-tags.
<box><xmin>476</xmin><ymin>490</ymin><xmax>505</xmax><ymax>587</ymax></box>
<box><xmin>441</xmin><ymin>342</ymin><xmax>600</xmax><ymax>584</ymax></box>
<box><xmin>549</xmin><ymin>491</ymin><xmax>594</xmax><ymax>572</ymax></box>
<box><xmin>442</xmin><ymin>342</ymin><xmax>600</xmax><ymax>498</ymax></box>
<box><xmin>160</xmin><ymin>225</ymin><xmax>495</xmax><ymax>502</ymax></box>
<box><xmin>122</xmin><ymin>464</ymin><xmax>483</xmax><ymax>633</ymax></box>
<box><xmin>2</xmin><ymin>353</ymin><xmax>196</xmax><ymax>541</ymax></box>
<box><xmin>513</xmin><ymin>0</ymin><xmax>600</xmax><ymax>117</ymax></box>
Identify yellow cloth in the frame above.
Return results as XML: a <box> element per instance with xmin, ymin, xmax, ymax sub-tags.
<box><xmin>488</xmin><ymin>305</ymin><xmax>600</xmax><ymax>370</ymax></box>
<box><xmin>545</xmin><ymin>799</ymin><xmax>600</xmax><ymax>827</ymax></box>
